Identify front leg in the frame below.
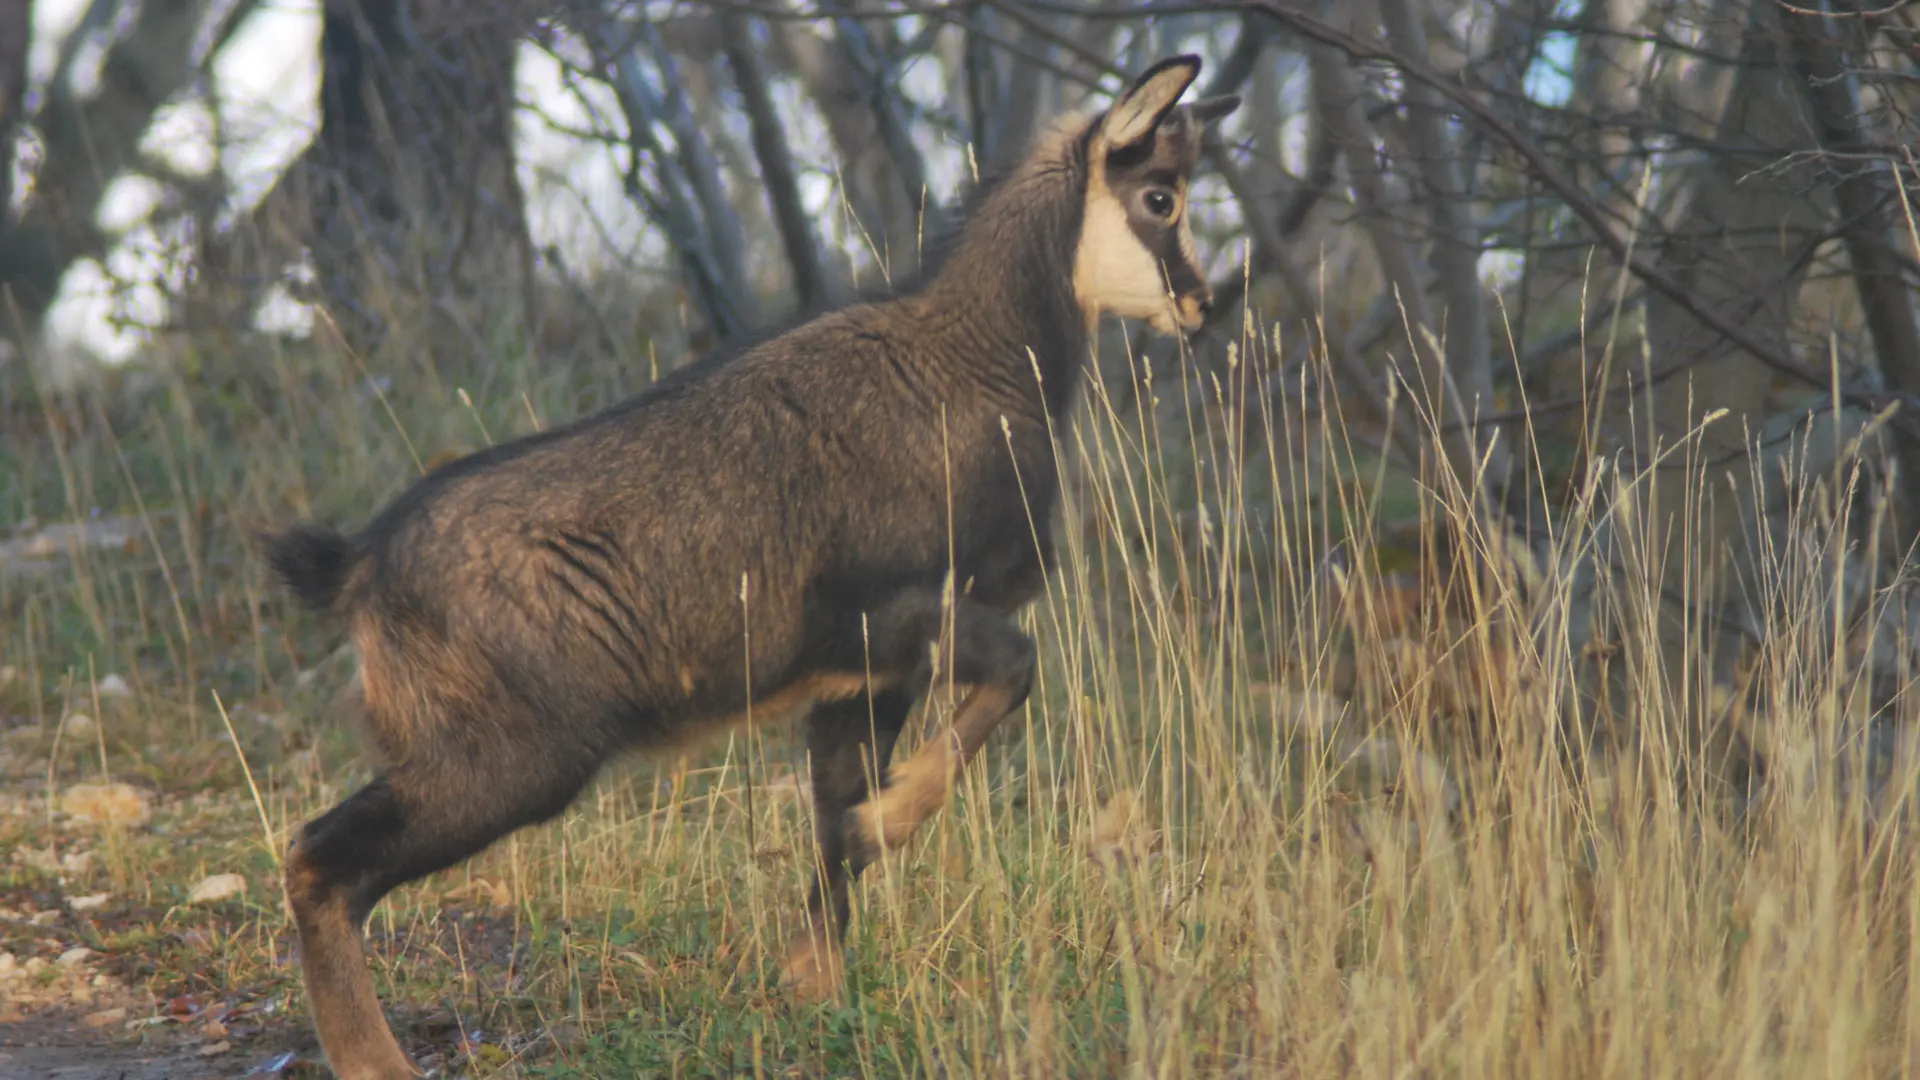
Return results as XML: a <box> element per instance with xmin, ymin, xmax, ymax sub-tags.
<box><xmin>782</xmin><ymin>689</ymin><xmax>912</xmax><ymax>1000</ymax></box>
<box><xmin>779</xmin><ymin>592</ymin><xmax>1036</xmax><ymax>1001</ymax></box>
<box><xmin>849</xmin><ymin>599</ymin><xmax>1037</xmax><ymax>859</ymax></box>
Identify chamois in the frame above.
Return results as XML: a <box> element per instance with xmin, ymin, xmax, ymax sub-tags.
<box><xmin>264</xmin><ymin>56</ymin><xmax>1237</xmax><ymax>1080</ymax></box>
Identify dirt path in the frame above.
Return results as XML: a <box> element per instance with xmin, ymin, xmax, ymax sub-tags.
<box><xmin>0</xmin><ymin>1011</ymin><xmax>234</xmax><ymax>1079</ymax></box>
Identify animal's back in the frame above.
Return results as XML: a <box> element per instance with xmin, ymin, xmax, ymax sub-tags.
<box><xmin>311</xmin><ymin>308</ymin><xmax>979</xmax><ymax>744</ymax></box>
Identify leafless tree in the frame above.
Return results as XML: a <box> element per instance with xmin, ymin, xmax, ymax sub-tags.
<box><xmin>292</xmin><ymin>0</ymin><xmax>537</xmax><ymax>354</ymax></box>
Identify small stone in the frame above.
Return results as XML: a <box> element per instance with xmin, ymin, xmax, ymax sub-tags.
<box><xmin>188</xmin><ymin>873</ymin><xmax>247</xmax><ymax>904</ymax></box>
<box><xmin>23</xmin><ymin>956</ymin><xmax>48</xmax><ymax>974</ymax></box>
<box><xmin>59</xmin><ymin>782</ymin><xmax>151</xmax><ymax>828</ymax></box>
<box><xmin>0</xmin><ymin>722</ymin><xmax>44</xmax><ymax>748</ymax></box>
<box><xmin>28</xmin><ymin>910</ymin><xmax>58</xmax><ymax>926</ymax></box>
<box><xmin>60</xmin><ymin>851</ymin><xmax>95</xmax><ymax>875</ymax></box>
<box><xmin>57</xmin><ymin>946</ymin><xmax>94</xmax><ymax>967</ymax></box>
<box><xmin>197</xmin><ymin>1040</ymin><xmax>231</xmax><ymax>1057</ymax></box>
<box><xmin>82</xmin><ymin>1007</ymin><xmax>128</xmax><ymax>1029</ymax></box>
<box><xmin>60</xmin><ymin>713</ymin><xmax>95</xmax><ymax>737</ymax></box>
<box><xmin>68</xmin><ymin>893</ymin><xmax>108</xmax><ymax>912</ymax></box>
<box><xmin>94</xmin><ymin>674</ymin><xmax>132</xmax><ymax>698</ymax></box>
<box><xmin>0</xmin><ymin>952</ymin><xmax>13</xmax><ymax>971</ymax></box>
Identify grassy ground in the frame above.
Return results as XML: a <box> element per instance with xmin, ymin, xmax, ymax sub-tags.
<box><xmin>3</xmin><ymin>306</ymin><xmax>1918</xmax><ymax>1080</ymax></box>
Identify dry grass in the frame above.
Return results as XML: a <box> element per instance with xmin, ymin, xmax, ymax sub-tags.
<box><xmin>3</xmin><ymin>283</ymin><xmax>1919</xmax><ymax>1079</ymax></box>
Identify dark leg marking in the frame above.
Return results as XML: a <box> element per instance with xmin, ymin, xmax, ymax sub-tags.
<box><xmin>781</xmin><ymin>688</ymin><xmax>912</xmax><ymax>998</ymax></box>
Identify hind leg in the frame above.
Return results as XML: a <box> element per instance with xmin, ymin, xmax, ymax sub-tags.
<box><xmin>286</xmin><ymin>747</ymin><xmax>592</xmax><ymax>1079</ymax></box>
<box><xmin>782</xmin><ymin>688</ymin><xmax>913</xmax><ymax>999</ymax></box>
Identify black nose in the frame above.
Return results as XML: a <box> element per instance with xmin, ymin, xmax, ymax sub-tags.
<box><xmin>1196</xmin><ymin>295</ymin><xmax>1213</xmax><ymax>318</ymax></box>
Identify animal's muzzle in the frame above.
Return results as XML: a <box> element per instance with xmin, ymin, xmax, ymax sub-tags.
<box><xmin>1176</xmin><ymin>288</ymin><xmax>1213</xmax><ymax>330</ymax></box>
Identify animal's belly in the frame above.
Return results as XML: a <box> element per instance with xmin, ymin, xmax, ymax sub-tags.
<box><xmin>645</xmin><ymin>671</ymin><xmax>896</xmax><ymax>758</ymax></box>
<box><xmin>713</xmin><ymin>672</ymin><xmax>884</xmax><ymax>728</ymax></box>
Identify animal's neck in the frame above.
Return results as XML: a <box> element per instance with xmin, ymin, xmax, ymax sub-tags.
<box><xmin>915</xmin><ymin>145</ymin><xmax>1091</xmax><ymax>419</ymax></box>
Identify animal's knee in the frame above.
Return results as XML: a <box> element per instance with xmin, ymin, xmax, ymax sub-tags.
<box><xmin>286</xmin><ymin>780</ymin><xmax>408</xmax><ymax>909</ymax></box>
<box><xmin>947</xmin><ymin>611</ymin><xmax>1036</xmax><ymax>701</ymax></box>
<box><xmin>284</xmin><ymin>835</ymin><xmax>330</xmax><ymax>912</ymax></box>
<box><xmin>998</xmin><ymin>631</ymin><xmax>1036</xmax><ymax>699</ymax></box>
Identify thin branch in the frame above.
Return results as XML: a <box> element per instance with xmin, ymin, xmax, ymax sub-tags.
<box><xmin>1229</xmin><ymin>0</ymin><xmax>1907</xmax><ymax>420</ymax></box>
<box><xmin>637</xmin><ymin>19</ymin><xmax>755</xmax><ymax>312</ymax></box>
<box><xmin>1786</xmin><ymin>0</ymin><xmax>1920</xmax><ymax>536</ymax></box>
<box><xmin>1380</xmin><ymin>0</ymin><xmax>1504</xmax><ymax>482</ymax></box>
<box><xmin>824</xmin><ymin>4</ymin><xmax>947</xmax><ymax>244</ymax></box>
<box><xmin>581</xmin><ymin>20</ymin><xmax>747</xmax><ymax>338</ymax></box>
<box><xmin>0</xmin><ymin>0</ymin><xmax>29</xmax><ymax>245</ymax></box>
<box><xmin>721</xmin><ymin>12</ymin><xmax>834</xmax><ymax>310</ymax></box>
<box><xmin>1309</xmin><ymin>36</ymin><xmax>1466</xmax><ymax>475</ymax></box>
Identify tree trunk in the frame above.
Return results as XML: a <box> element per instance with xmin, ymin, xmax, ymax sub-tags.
<box><xmin>771</xmin><ymin>20</ymin><xmax>935</xmax><ymax>283</ymax></box>
<box><xmin>1309</xmin><ymin>35</ymin><xmax>1479</xmax><ymax>494</ymax></box>
<box><xmin>294</xmin><ymin>0</ymin><xmax>534</xmax><ymax>355</ymax></box>
<box><xmin>1621</xmin><ymin>2</ymin><xmax>1832</xmax><ymax>744</ymax></box>
<box><xmin>1638</xmin><ymin>1</ymin><xmax>1828</xmax><ymax>587</ymax></box>
<box><xmin>1379</xmin><ymin>0</ymin><xmax>1509</xmax><ymax>497</ymax></box>
<box><xmin>721</xmin><ymin>14</ymin><xmax>833</xmax><ymax>314</ymax></box>
<box><xmin>1784</xmin><ymin>0</ymin><xmax>1920</xmax><ymax>546</ymax></box>
<box><xmin>0</xmin><ymin>0</ymin><xmax>28</xmax><ymax>260</ymax></box>
<box><xmin>1571</xmin><ymin>0</ymin><xmax>1651</xmax><ymax>227</ymax></box>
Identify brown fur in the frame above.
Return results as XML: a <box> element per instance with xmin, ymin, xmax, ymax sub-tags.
<box><xmin>263</xmin><ymin>57</ymin><xmax>1237</xmax><ymax>1078</ymax></box>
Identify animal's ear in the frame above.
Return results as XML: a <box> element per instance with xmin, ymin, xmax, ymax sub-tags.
<box><xmin>1101</xmin><ymin>54</ymin><xmax>1202</xmax><ymax>149</ymax></box>
<box><xmin>1189</xmin><ymin>94</ymin><xmax>1241</xmax><ymax>128</ymax></box>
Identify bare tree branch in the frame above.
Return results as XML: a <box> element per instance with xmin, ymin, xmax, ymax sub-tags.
<box><xmin>1380</xmin><ymin>0</ymin><xmax>1507</xmax><ymax>487</ymax></box>
<box><xmin>963</xmin><ymin>4</ymin><xmax>1004</xmax><ymax>161</ymax></box>
<box><xmin>1229</xmin><ymin>0</ymin><xmax>1902</xmax><ymax>418</ymax></box>
<box><xmin>769</xmin><ymin>20</ymin><xmax>933</xmax><ymax>276</ymax></box>
<box><xmin>1786</xmin><ymin>0</ymin><xmax>1920</xmax><ymax>533</ymax></box>
<box><xmin>822</xmin><ymin>4</ymin><xmax>946</xmax><ymax>252</ymax></box>
<box><xmin>721</xmin><ymin>12</ymin><xmax>834</xmax><ymax>311</ymax></box>
<box><xmin>1309</xmin><ymin>32</ymin><xmax>1472</xmax><ymax>481</ymax></box>
<box><xmin>1203</xmin><ymin>102</ymin><xmax>1337</xmax><ymax>324</ymax></box>
<box><xmin>0</xmin><ymin>0</ymin><xmax>29</xmax><ymax>254</ymax></box>
<box><xmin>584</xmin><ymin>12</ymin><xmax>750</xmax><ymax>339</ymax></box>
<box><xmin>634</xmin><ymin>17</ymin><xmax>755</xmax><ymax>316</ymax></box>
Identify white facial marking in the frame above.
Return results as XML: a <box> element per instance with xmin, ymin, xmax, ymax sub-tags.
<box><xmin>1073</xmin><ymin>183</ymin><xmax>1177</xmax><ymax>332</ymax></box>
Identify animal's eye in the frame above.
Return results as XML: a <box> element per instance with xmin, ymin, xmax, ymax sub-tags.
<box><xmin>1144</xmin><ymin>190</ymin><xmax>1175</xmax><ymax>219</ymax></box>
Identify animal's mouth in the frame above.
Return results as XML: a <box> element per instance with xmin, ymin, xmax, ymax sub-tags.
<box><xmin>1159</xmin><ymin>293</ymin><xmax>1210</xmax><ymax>336</ymax></box>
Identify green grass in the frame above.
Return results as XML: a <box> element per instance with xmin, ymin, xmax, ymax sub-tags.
<box><xmin>3</xmin><ymin>294</ymin><xmax>1919</xmax><ymax>1079</ymax></box>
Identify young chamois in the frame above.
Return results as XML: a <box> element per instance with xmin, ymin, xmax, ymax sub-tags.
<box><xmin>264</xmin><ymin>56</ymin><xmax>1237</xmax><ymax>1080</ymax></box>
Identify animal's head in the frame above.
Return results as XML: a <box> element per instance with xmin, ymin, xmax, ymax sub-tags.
<box><xmin>1074</xmin><ymin>55</ymin><xmax>1240</xmax><ymax>337</ymax></box>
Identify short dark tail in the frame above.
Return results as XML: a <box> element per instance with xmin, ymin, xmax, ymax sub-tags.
<box><xmin>262</xmin><ymin>524</ymin><xmax>361</xmax><ymax>613</ymax></box>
